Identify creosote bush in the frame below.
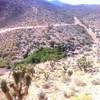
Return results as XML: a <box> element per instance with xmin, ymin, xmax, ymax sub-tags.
<box><xmin>0</xmin><ymin>59</ymin><xmax>10</xmax><ymax>68</ymax></box>
<box><xmin>1</xmin><ymin>80</ymin><xmax>12</xmax><ymax>100</ymax></box>
<box><xmin>77</xmin><ymin>56</ymin><xmax>93</xmax><ymax>72</ymax></box>
<box><xmin>1</xmin><ymin>69</ymin><xmax>32</xmax><ymax>100</ymax></box>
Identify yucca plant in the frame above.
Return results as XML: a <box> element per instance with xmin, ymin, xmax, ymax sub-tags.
<box><xmin>12</xmin><ymin>71</ymin><xmax>22</xmax><ymax>85</ymax></box>
<box><xmin>63</xmin><ymin>65</ymin><xmax>67</xmax><ymax>74</ymax></box>
<box><xmin>1</xmin><ymin>80</ymin><xmax>12</xmax><ymax>100</ymax></box>
<box><xmin>21</xmin><ymin>68</ymin><xmax>26</xmax><ymax>78</ymax></box>
<box><xmin>1</xmin><ymin>69</ymin><xmax>32</xmax><ymax>100</ymax></box>
<box><xmin>50</xmin><ymin>61</ymin><xmax>56</xmax><ymax>71</ymax></box>
<box><xmin>11</xmin><ymin>71</ymin><xmax>24</xmax><ymax>100</ymax></box>
<box><xmin>24</xmin><ymin>74</ymin><xmax>32</xmax><ymax>95</ymax></box>
<box><xmin>44</xmin><ymin>72</ymin><xmax>49</xmax><ymax>81</ymax></box>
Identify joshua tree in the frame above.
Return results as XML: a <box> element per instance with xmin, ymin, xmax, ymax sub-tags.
<box><xmin>1</xmin><ymin>69</ymin><xmax>32</xmax><ymax>100</ymax></box>
<box><xmin>44</xmin><ymin>72</ymin><xmax>49</xmax><ymax>81</ymax></box>
<box><xmin>63</xmin><ymin>63</ymin><xmax>67</xmax><ymax>73</ymax></box>
<box><xmin>24</xmin><ymin>74</ymin><xmax>32</xmax><ymax>95</ymax></box>
<box><xmin>1</xmin><ymin>80</ymin><xmax>12</xmax><ymax>100</ymax></box>
<box><xmin>50</xmin><ymin>61</ymin><xmax>56</xmax><ymax>71</ymax></box>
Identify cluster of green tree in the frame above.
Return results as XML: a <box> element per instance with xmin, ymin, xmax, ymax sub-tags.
<box><xmin>23</xmin><ymin>47</ymin><xmax>64</xmax><ymax>64</ymax></box>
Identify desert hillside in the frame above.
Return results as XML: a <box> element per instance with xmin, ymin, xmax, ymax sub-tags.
<box><xmin>0</xmin><ymin>0</ymin><xmax>97</xmax><ymax>61</ymax></box>
<box><xmin>0</xmin><ymin>1</ymin><xmax>100</xmax><ymax>100</ymax></box>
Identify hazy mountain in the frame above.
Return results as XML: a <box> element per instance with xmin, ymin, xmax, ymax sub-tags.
<box><xmin>0</xmin><ymin>0</ymin><xmax>27</xmax><ymax>27</ymax></box>
<box><xmin>0</xmin><ymin>0</ymin><xmax>100</xmax><ymax>28</ymax></box>
<box><xmin>63</xmin><ymin>4</ymin><xmax>100</xmax><ymax>30</ymax></box>
<box><xmin>0</xmin><ymin>0</ymin><xmax>74</xmax><ymax>28</ymax></box>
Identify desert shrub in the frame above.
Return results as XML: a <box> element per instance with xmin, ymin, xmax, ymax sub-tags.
<box><xmin>49</xmin><ymin>41</ymin><xmax>55</xmax><ymax>48</ymax></box>
<box><xmin>23</xmin><ymin>48</ymin><xmax>64</xmax><ymax>64</ymax></box>
<box><xmin>77</xmin><ymin>56</ymin><xmax>93</xmax><ymax>72</ymax></box>
<box><xmin>0</xmin><ymin>59</ymin><xmax>10</xmax><ymax>68</ymax></box>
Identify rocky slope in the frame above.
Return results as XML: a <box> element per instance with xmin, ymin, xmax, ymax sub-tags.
<box><xmin>0</xmin><ymin>24</ymin><xmax>93</xmax><ymax>61</ymax></box>
<box><xmin>0</xmin><ymin>0</ymin><xmax>99</xmax><ymax>61</ymax></box>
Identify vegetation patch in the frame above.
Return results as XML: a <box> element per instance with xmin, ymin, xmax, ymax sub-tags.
<box><xmin>22</xmin><ymin>47</ymin><xmax>64</xmax><ymax>64</ymax></box>
<box><xmin>0</xmin><ymin>59</ymin><xmax>9</xmax><ymax>68</ymax></box>
<box><xmin>77</xmin><ymin>56</ymin><xmax>93</xmax><ymax>72</ymax></box>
